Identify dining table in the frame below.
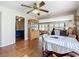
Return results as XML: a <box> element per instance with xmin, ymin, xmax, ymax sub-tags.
<box><xmin>43</xmin><ymin>35</ymin><xmax>79</xmax><ymax>54</ymax></box>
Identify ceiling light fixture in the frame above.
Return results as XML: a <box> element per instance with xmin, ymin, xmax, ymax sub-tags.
<box><xmin>18</xmin><ymin>18</ymin><xmax>21</xmax><ymax>21</ymax></box>
<box><xmin>32</xmin><ymin>9</ymin><xmax>39</xmax><ymax>14</ymax></box>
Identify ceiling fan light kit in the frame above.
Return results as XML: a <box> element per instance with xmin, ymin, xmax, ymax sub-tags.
<box><xmin>32</xmin><ymin>9</ymin><xmax>39</xmax><ymax>14</ymax></box>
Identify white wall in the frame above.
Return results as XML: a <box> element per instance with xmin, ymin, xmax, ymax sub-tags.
<box><xmin>76</xmin><ymin>8</ymin><xmax>79</xmax><ymax>36</ymax></box>
<box><xmin>0</xmin><ymin>12</ymin><xmax>1</xmax><ymax>46</ymax></box>
<box><xmin>77</xmin><ymin>8</ymin><xmax>79</xmax><ymax>16</ymax></box>
<box><xmin>0</xmin><ymin>6</ymin><xmax>34</xmax><ymax>47</ymax></box>
<box><xmin>39</xmin><ymin>15</ymin><xmax>74</xmax><ymax>23</ymax></box>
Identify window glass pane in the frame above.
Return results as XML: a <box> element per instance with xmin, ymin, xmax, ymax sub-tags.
<box><xmin>45</xmin><ymin>24</ymin><xmax>48</xmax><ymax>31</ymax></box>
<box><xmin>55</xmin><ymin>23</ymin><xmax>59</xmax><ymax>29</ymax></box>
<box><xmin>39</xmin><ymin>20</ymin><xmax>71</xmax><ymax>31</ymax></box>
<box><xmin>59</xmin><ymin>23</ymin><xmax>64</xmax><ymax>30</ymax></box>
<box><xmin>49</xmin><ymin>23</ymin><xmax>54</xmax><ymax>31</ymax></box>
<box><xmin>65</xmin><ymin>22</ymin><xmax>69</xmax><ymax>30</ymax></box>
<box><xmin>42</xmin><ymin>24</ymin><xmax>44</xmax><ymax>30</ymax></box>
<box><xmin>60</xmin><ymin>23</ymin><xmax>64</xmax><ymax>27</ymax></box>
<box><xmin>39</xmin><ymin>24</ymin><xmax>42</xmax><ymax>30</ymax></box>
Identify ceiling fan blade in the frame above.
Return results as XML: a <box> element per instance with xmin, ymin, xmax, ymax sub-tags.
<box><xmin>21</xmin><ymin>4</ymin><xmax>32</xmax><ymax>8</ymax></box>
<box><xmin>34</xmin><ymin>3</ymin><xmax>37</xmax><ymax>6</ymax></box>
<box><xmin>39</xmin><ymin>9</ymin><xmax>49</xmax><ymax>13</ymax></box>
<box><xmin>39</xmin><ymin>1</ymin><xmax>45</xmax><ymax>7</ymax></box>
<box><xmin>27</xmin><ymin>10</ymin><xmax>33</xmax><ymax>14</ymax></box>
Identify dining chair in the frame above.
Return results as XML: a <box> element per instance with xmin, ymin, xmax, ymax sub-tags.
<box><xmin>40</xmin><ymin>33</ymin><xmax>52</xmax><ymax>57</ymax></box>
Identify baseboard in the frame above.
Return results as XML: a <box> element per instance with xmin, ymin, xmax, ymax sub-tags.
<box><xmin>0</xmin><ymin>42</ymin><xmax>15</xmax><ymax>47</ymax></box>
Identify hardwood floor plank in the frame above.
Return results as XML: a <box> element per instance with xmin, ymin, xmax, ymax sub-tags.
<box><xmin>0</xmin><ymin>38</ymin><xmax>42</xmax><ymax>57</ymax></box>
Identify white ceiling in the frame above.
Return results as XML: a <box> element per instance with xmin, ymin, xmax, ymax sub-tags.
<box><xmin>0</xmin><ymin>1</ymin><xmax>36</xmax><ymax>12</ymax></box>
<box><xmin>0</xmin><ymin>1</ymin><xmax>79</xmax><ymax>16</ymax></box>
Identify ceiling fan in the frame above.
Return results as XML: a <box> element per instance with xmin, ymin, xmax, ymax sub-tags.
<box><xmin>21</xmin><ymin>1</ymin><xmax>49</xmax><ymax>16</ymax></box>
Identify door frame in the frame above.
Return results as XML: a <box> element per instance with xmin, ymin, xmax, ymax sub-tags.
<box><xmin>15</xmin><ymin>16</ymin><xmax>25</xmax><ymax>43</ymax></box>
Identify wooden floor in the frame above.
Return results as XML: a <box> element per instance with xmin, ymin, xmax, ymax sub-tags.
<box><xmin>0</xmin><ymin>38</ymin><xmax>42</xmax><ymax>57</ymax></box>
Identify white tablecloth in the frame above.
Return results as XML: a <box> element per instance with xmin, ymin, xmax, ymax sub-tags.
<box><xmin>43</xmin><ymin>35</ymin><xmax>79</xmax><ymax>54</ymax></box>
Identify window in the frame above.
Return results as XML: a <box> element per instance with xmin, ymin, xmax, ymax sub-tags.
<box><xmin>44</xmin><ymin>24</ymin><xmax>48</xmax><ymax>31</ymax></box>
<box><xmin>65</xmin><ymin>22</ymin><xmax>69</xmax><ymax>30</ymax></box>
<box><xmin>39</xmin><ymin>24</ymin><xmax>48</xmax><ymax>31</ymax></box>
<box><xmin>49</xmin><ymin>23</ymin><xmax>54</xmax><ymax>31</ymax></box>
<box><xmin>55</xmin><ymin>23</ymin><xmax>60</xmax><ymax>29</ymax></box>
<box><xmin>39</xmin><ymin>20</ymin><xmax>71</xmax><ymax>32</ymax></box>
<box><xmin>59</xmin><ymin>22</ymin><xmax>64</xmax><ymax>30</ymax></box>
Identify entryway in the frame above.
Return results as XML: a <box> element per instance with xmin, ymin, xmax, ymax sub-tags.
<box><xmin>15</xmin><ymin>16</ymin><xmax>25</xmax><ymax>42</ymax></box>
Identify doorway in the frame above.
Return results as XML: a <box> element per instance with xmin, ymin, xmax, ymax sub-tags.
<box><xmin>15</xmin><ymin>16</ymin><xmax>25</xmax><ymax>42</ymax></box>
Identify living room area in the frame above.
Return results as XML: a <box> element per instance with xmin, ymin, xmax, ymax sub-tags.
<box><xmin>0</xmin><ymin>1</ymin><xmax>79</xmax><ymax>57</ymax></box>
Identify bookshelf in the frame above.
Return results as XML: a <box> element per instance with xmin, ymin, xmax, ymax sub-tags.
<box><xmin>28</xmin><ymin>19</ymin><xmax>39</xmax><ymax>40</ymax></box>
